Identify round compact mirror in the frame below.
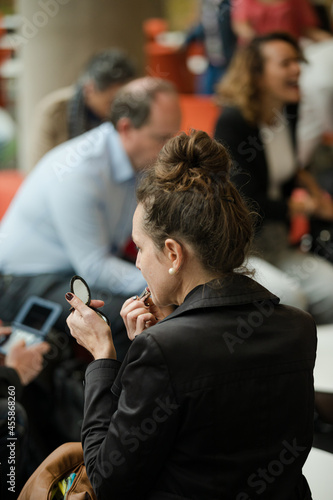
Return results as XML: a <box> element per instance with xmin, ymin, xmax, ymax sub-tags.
<box><xmin>69</xmin><ymin>275</ymin><xmax>110</xmax><ymax>326</ymax></box>
<box><xmin>70</xmin><ymin>275</ymin><xmax>91</xmax><ymax>305</ymax></box>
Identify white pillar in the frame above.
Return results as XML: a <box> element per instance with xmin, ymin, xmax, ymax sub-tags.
<box><xmin>16</xmin><ymin>0</ymin><xmax>162</xmax><ymax>171</ymax></box>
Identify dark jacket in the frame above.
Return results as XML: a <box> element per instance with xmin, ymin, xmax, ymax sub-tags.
<box><xmin>82</xmin><ymin>275</ymin><xmax>316</xmax><ymax>500</ymax></box>
<box><xmin>0</xmin><ymin>366</ymin><xmax>23</xmax><ymax>399</ymax></box>
<box><xmin>214</xmin><ymin>105</ymin><xmax>298</xmax><ymax>224</ymax></box>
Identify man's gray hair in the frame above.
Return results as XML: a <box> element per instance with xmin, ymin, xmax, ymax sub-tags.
<box><xmin>79</xmin><ymin>48</ymin><xmax>135</xmax><ymax>91</ymax></box>
<box><xmin>110</xmin><ymin>77</ymin><xmax>177</xmax><ymax>128</ymax></box>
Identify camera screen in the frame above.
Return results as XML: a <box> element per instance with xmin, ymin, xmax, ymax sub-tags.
<box><xmin>21</xmin><ymin>304</ymin><xmax>53</xmax><ymax>330</ymax></box>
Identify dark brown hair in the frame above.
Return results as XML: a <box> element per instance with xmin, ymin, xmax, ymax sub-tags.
<box><xmin>216</xmin><ymin>32</ymin><xmax>304</xmax><ymax>124</ymax></box>
<box><xmin>136</xmin><ymin>130</ymin><xmax>255</xmax><ymax>277</ymax></box>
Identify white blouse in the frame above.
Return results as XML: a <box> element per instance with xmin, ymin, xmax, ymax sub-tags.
<box><xmin>259</xmin><ymin>119</ymin><xmax>296</xmax><ymax>200</ymax></box>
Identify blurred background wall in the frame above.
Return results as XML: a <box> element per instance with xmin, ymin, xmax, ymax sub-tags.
<box><xmin>16</xmin><ymin>0</ymin><xmax>166</xmax><ymax>169</ymax></box>
<box><xmin>0</xmin><ymin>0</ymin><xmax>331</xmax><ymax>170</ymax></box>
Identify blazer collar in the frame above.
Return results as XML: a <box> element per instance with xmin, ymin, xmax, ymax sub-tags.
<box><xmin>162</xmin><ymin>274</ymin><xmax>280</xmax><ymax>323</ymax></box>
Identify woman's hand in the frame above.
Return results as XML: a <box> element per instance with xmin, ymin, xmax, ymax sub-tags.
<box><xmin>294</xmin><ymin>171</ymin><xmax>333</xmax><ymax>220</ymax></box>
<box><xmin>120</xmin><ymin>296</ymin><xmax>175</xmax><ymax>341</ymax></box>
<box><xmin>66</xmin><ymin>293</ymin><xmax>117</xmax><ymax>360</ymax></box>
<box><xmin>288</xmin><ymin>191</ymin><xmax>317</xmax><ymax>216</ymax></box>
<box><xmin>288</xmin><ymin>188</ymin><xmax>333</xmax><ymax>221</ymax></box>
<box><xmin>313</xmin><ymin>193</ymin><xmax>333</xmax><ymax>221</ymax></box>
<box><xmin>120</xmin><ymin>297</ymin><xmax>158</xmax><ymax>340</ymax></box>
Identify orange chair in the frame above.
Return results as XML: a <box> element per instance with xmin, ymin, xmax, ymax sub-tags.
<box><xmin>288</xmin><ymin>188</ymin><xmax>311</xmax><ymax>246</ymax></box>
<box><xmin>179</xmin><ymin>94</ymin><xmax>220</xmax><ymax>137</ymax></box>
<box><xmin>143</xmin><ymin>18</ymin><xmax>168</xmax><ymax>42</ymax></box>
<box><xmin>0</xmin><ymin>169</ymin><xmax>24</xmax><ymax>219</ymax></box>
<box><xmin>143</xmin><ymin>17</ymin><xmax>204</xmax><ymax>94</ymax></box>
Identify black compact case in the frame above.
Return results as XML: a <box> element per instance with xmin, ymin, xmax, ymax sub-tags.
<box><xmin>70</xmin><ymin>275</ymin><xmax>110</xmax><ymax>325</ymax></box>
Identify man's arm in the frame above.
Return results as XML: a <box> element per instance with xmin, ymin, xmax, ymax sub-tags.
<box><xmin>49</xmin><ymin>166</ymin><xmax>146</xmax><ymax>295</ymax></box>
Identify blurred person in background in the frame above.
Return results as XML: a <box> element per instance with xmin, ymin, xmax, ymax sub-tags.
<box><xmin>28</xmin><ymin>48</ymin><xmax>136</xmax><ymax>171</ymax></box>
<box><xmin>0</xmin><ymin>106</ymin><xmax>16</xmax><ymax>169</ymax></box>
<box><xmin>0</xmin><ymin>320</ymin><xmax>50</xmax><ymax>497</ymax></box>
<box><xmin>230</xmin><ymin>0</ymin><xmax>333</xmax><ymax>170</ymax></box>
<box><xmin>214</xmin><ymin>32</ymin><xmax>333</xmax><ymax>325</ymax></box>
<box><xmin>0</xmin><ymin>77</ymin><xmax>181</xmax><ymax>361</ymax></box>
<box><xmin>183</xmin><ymin>0</ymin><xmax>237</xmax><ymax>94</ymax></box>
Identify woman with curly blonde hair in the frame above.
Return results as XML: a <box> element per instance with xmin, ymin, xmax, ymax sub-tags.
<box><xmin>215</xmin><ymin>32</ymin><xmax>333</xmax><ymax>325</ymax></box>
<box><xmin>216</xmin><ymin>32</ymin><xmax>303</xmax><ymax>124</ymax></box>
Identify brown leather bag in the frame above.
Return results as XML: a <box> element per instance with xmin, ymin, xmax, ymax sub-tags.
<box><xmin>18</xmin><ymin>442</ymin><xmax>97</xmax><ymax>500</ymax></box>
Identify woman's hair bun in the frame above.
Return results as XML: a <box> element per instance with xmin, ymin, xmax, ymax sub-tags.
<box><xmin>136</xmin><ymin>129</ymin><xmax>255</xmax><ymax>277</ymax></box>
<box><xmin>155</xmin><ymin>130</ymin><xmax>231</xmax><ymax>192</ymax></box>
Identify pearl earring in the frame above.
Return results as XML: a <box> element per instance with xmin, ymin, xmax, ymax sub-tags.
<box><xmin>169</xmin><ymin>268</ymin><xmax>176</xmax><ymax>276</ymax></box>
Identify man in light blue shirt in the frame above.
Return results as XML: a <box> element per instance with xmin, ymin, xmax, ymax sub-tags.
<box><xmin>0</xmin><ymin>77</ymin><xmax>181</xmax><ymax>359</ymax></box>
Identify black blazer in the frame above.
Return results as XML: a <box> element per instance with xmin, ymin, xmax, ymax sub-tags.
<box><xmin>214</xmin><ymin>105</ymin><xmax>298</xmax><ymax>224</ymax></box>
<box><xmin>82</xmin><ymin>275</ymin><xmax>316</xmax><ymax>500</ymax></box>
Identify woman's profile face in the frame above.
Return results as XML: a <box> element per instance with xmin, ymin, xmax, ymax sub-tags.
<box><xmin>132</xmin><ymin>204</ymin><xmax>176</xmax><ymax>307</ymax></box>
<box><xmin>258</xmin><ymin>40</ymin><xmax>301</xmax><ymax>106</ymax></box>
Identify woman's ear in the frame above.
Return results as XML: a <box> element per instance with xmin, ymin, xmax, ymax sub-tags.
<box><xmin>164</xmin><ymin>239</ymin><xmax>184</xmax><ymax>271</ymax></box>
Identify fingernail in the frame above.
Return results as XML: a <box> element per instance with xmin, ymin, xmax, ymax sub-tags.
<box><xmin>131</xmin><ymin>296</ymin><xmax>137</xmax><ymax>300</ymax></box>
<box><xmin>65</xmin><ymin>292</ymin><xmax>74</xmax><ymax>301</ymax></box>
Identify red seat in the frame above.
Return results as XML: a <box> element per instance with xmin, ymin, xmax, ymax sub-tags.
<box><xmin>179</xmin><ymin>94</ymin><xmax>220</xmax><ymax>137</ymax></box>
<box><xmin>289</xmin><ymin>188</ymin><xmax>311</xmax><ymax>245</ymax></box>
<box><xmin>0</xmin><ymin>169</ymin><xmax>24</xmax><ymax>219</ymax></box>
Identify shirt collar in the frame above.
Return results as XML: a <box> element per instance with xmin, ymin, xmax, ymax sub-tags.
<box><xmin>105</xmin><ymin>122</ymin><xmax>136</xmax><ymax>184</ymax></box>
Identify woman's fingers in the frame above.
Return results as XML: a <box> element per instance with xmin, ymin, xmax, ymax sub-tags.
<box><xmin>120</xmin><ymin>297</ymin><xmax>156</xmax><ymax>339</ymax></box>
<box><xmin>128</xmin><ymin>312</ymin><xmax>156</xmax><ymax>340</ymax></box>
<box><xmin>125</xmin><ymin>306</ymin><xmax>149</xmax><ymax>331</ymax></box>
<box><xmin>90</xmin><ymin>299</ymin><xmax>105</xmax><ymax>309</ymax></box>
<box><xmin>66</xmin><ymin>293</ymin><xmax>105</xmax><ymax>313</ymax></box>
<box><xmin>120</xmin><ymin>297</ymin><xmax>143</xmax><ymax>316</ymax></box>
<box><xmin>65</xmin><ymin>293</ymin><xmax>88</xmax><ymax>315</ymax></box>
<box><xmin>121</xmin><ymin>296</ymin><xmax>139</xmax><ymax>309</ymax></box>
<box><xmin>121</xmin><ymin>298</ymin><xmax>147</xmax><ymax>325</ymax></box>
